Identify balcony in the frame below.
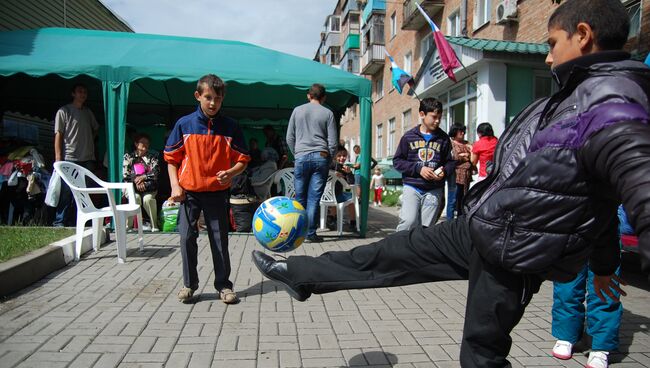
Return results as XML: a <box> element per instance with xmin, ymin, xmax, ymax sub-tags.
<box><xmin>362</xmin><ymin>0</ymin><xmax>386</xmax><ymax>23</ymax></box>
<box><xmin>343</xmin><ymin>34</ymin><xmax>360</xmax><ymax>53</ymax></box>
<box><xmin>402</xmin><ymin>0</ymin><xmax>445</xmax><ymax>30</ymax></box>
<box><xmin>341</xmin><ymin>50</ymin><xmax>361</xmax><ymax>74</ymax></box>
<box><xmin>361</xmin><ymin>44</ymin><xmax>385</xmax><ymax>75</ymax></box>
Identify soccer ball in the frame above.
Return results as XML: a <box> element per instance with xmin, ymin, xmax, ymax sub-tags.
<box><xmin>252</xmin><ymin>196</ymin><xmax>308</xmax><ymax>252</ymax></box>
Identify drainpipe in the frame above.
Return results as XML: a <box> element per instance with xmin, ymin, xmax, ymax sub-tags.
<box><xmin>460</xmin><ymin>0</ymin><xmax>468</xmax><ymax>37</ymax></box>
<box><xmin>63</xmin><ymin>0</ymin><xmax>67</xmax><ymax>27</ymax></box>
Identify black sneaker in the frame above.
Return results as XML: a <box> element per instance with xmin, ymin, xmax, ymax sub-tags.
<box><xmin>303</xmin><ymin>235</ymin><xmax>324</xmax><ymax>243</ymax></box>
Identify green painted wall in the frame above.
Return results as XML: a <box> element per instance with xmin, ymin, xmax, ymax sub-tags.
<box><xmin>506</xmin><ymin>66</ymin><xmax>534</xmax><ymax>125</ymax></box>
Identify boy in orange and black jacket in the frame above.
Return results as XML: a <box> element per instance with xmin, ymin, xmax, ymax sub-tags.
<box><xmin>164</xmin><ymin>74</ymin><xmax>250</xmax><ymax>304</ymax></box>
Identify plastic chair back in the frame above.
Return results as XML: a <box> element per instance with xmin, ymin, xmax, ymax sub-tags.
<box><xmin>54</xmin><ymin>161</ymin><xmax>105</xmax><ymax>214</ymax></box>
<box><xmin>273</xmin><ymin>168</ymin><xmax>296</xmax><ymax>198</ymax></box>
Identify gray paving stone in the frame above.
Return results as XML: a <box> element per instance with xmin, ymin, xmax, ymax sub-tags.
<box><xmin>121</xmin><ymin>352</ymin><xmax>168</xmax><ymax>363</ymax></box>
<box><xmin>164</xmin><ymin>352</ymin><xmax>191</xmax><ymax>368</ymax></box>
<box><xmin>1</xmin><ymin>212</ymin><xmax>649</xmax><ymax>368</ymax></box>
<box><xmin>187</xmin><ymin>351</ymin><xmax>213</xmax><ymax>368</ymax></box>
<box><xmin>67</xmin><ymin>352</ymin><xmax>101</xmax><ymax>368</ymax></box>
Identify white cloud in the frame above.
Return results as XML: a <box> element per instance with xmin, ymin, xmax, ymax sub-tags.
<box><xmin>101</xmin><ymin>0</ymin><xmax>334</xmax><ymax>59</ymax></box>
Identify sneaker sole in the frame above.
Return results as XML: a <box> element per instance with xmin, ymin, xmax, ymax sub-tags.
<box><xmin>552</xmin><ymin>351</ymin><xmax>572</xmax><ymax>360</ymax></box>
<box><xmin>252</xmin><ymin>254</ymin><xmax>306</xmax><ymax>302</ymax></box>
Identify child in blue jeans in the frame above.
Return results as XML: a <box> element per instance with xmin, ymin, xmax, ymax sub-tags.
<box><xmin>551</xmin><ymin>205</ymin><xmax>630</xmax><ymax>368</ymax></box>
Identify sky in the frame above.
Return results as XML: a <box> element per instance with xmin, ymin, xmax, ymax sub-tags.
<box><xmin>102</xmin><ymin>0</ymin><xmax>335</xmax><ymax>60</ymax></box>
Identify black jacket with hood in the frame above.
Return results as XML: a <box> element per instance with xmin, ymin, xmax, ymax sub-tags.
<box><xmin>464</xmin><ymin>52</ymin><xmax>650</xmax><ymax>281</ymax></box>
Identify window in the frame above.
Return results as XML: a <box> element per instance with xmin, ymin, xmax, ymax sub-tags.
<box><xmin>390</xmin><ymin>12</ymin><xmax>397</xmax><ymax>38</ymax></box>
<box><xmin>376</xmin><ymin>123</ymin><xmax>384</xmax><ymax>158</ymax></box>
<box><xmin>448</xmin><ymin>10</ymin><xmax>461</xmax><ymax>36</ymax></box>
<box><xmin>388</xmin><ymin>118</ymin><xmax>396</xmax><ymax>157</ymax></box>
<box><xmin>402</xmin><ymin>109</ymin><xmax>412</xmax><ymax>134</ymax></box>
<box><xmin>533</xmin><ymin>72</ymin><xmax>558</xmax><ymax>99</ymax></box>
<box><xmin>438</xmin><ymin>78</ymin><xmax>478</xmax><ymax>141</ymax></box>
<box><xmin>624</xmin><ymin>0</ymin><xmax>641</xmax><ymax>39</ymax></box>
<box><xmin>404</xmin><ymin>52</ymin><xmax>412</xmax><ymax>74</ymax></box>
<box><xmin>374</xmin><ymin>74</ymin><xmax>384</xmax><ymax>100</ymax></box>
<box><xmin>474</xmin><ymin>0</ymin><xmax>491</xmax><ymax>29</ymax></box>
<box><xmin>420</xmin><ymin>33</ymin><xmax>433</xmax><ymax>63</ymax></box>
<box><xmin>328</xmin><ymin>16</ymin><xmax>341</xmax><ymax>32</ymax></box>
<box><xmin>328</xmin><ymin>46</ymin><xmax>341</xmax><ymax>65</ymax></box>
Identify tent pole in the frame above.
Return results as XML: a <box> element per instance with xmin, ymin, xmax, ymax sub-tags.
<box><xmin>359</xmin><ymin>96</ymin><xmax>372</xmax><ymax>237</ymax></box>
<box><xmin>103</xmin><ymin>81</ymin><xmax>130</xmax><ymax>186</ymax></box>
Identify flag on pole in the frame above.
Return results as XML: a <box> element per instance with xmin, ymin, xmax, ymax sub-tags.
<box><xmin>415</xmin><ymin>2</ymin><xmax>461</xmax><ymax>82</ymax></box>
<box><xmin>384</xmin><ymin>50</ymin><xmax>414</xmax><ymax>94</ymax></box>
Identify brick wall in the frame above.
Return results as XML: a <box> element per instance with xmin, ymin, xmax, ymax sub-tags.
<box><xmin>468</xmin><ymin>0</ymin><xmax>560</xmax><ymax>42</ymax></box>
<box><xmin>337</xmin><ymin>0</ymin><xmax>650</xmax><ymax>162</ymax></box>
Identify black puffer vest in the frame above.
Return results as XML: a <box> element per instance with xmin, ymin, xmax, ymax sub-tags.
<box><xmin>464</xmin><ymin>53</ymin><xmax>650</xmax><ymax>281</ymax></box>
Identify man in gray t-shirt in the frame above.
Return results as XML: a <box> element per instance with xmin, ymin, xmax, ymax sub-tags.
<box><xmin>53</xmin><ymin>83</ymin><xmax>99</xmax><ymax>227</ymax></box>
<box><xmin>286</xmin><ymin>83</ymin><xmax>337</xmax><ymax>242</ymax></box>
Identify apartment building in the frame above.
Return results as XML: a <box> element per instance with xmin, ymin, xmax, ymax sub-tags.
<box><xmin>317</xmin><ymin>0</ymin><xmax>648</xmax><ymax>167</ymax></box>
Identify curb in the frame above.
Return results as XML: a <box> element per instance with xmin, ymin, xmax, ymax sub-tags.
<box><xmin>0</xmin><ymin>228</ymin><xmax>107</xmax><ymax>298</ymax></box>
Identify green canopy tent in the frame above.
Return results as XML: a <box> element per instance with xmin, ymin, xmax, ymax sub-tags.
<box><xmin>0</xmin><ymin>27</ymin><xmax>374</xmax><ymax>235</ymax></box>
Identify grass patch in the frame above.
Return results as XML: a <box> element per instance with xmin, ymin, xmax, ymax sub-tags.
<box><xmin>0</xmin><ymin>227</ymin><xmax>75</xmax><ymax>263</ymax></box>
<box><xmin>372</xmin><ymin>189</ymin><xmax>402</xmax><ymax>207</ymax></box>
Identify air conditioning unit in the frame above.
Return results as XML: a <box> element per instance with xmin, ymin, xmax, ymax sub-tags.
<box><xmin>496</xmin><ymin>0</ymin><xmax>518</xmax><ymax>24</ymax></box>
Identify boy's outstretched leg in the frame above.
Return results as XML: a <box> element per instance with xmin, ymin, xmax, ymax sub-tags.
<box><xmin>252</xmin><ymin>217</ymin><xmax>473</xmax><ymax>299</ymax></box>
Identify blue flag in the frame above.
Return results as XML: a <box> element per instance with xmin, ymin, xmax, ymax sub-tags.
<box><xmin>385</xmin><ymin>50</ymin><xmax>414</xmax><ymax>94</ymax></box>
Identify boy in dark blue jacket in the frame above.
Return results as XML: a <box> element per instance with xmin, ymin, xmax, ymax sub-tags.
<box><xmin>393</xmin><ymin>97</ymin><xmax>453</xmax><ymax>231</ymax></box>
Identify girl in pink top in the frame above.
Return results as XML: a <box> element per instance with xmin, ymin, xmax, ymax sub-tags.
<box><xmin>471</xmin><ymin>123</ymin><xmax>498</xmax><ymax>180</ymax></box>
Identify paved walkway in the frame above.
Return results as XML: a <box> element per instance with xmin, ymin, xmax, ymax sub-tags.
<box><xmin>1</xmin><ymin>207</ymin><xmax>649</xmax><ymax>368</ymax></box>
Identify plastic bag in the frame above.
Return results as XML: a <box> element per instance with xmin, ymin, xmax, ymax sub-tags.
<box><xmin>161</xmin><ymin>200</ymin><xmax>180</xmax><ymax>232</ymax></box>
<box><xmin>7</xmin><ymin>171</ymin><xmax>19</xmax><ymax>186</ymax></box>
<box><xmin>44</xmin><ymin>172</ymin><xmax>61</xmax><ymax>207</ymax></box>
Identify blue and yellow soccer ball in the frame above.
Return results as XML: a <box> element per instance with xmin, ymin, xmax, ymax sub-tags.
<box><xmin>252</xmin><ymin>196</ymin><xmax>308</xmax><ymax>252</ymax></box>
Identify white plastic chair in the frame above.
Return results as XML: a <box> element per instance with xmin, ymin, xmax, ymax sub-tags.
<box><xmin>53</xmin><ymin>161</ymin><xmax>144</xmax><ymax>263</ymax></box>
<box><xmin>273</xmin><ymin>168</ymin><xmax>296</xmax><ymax>198</ymax></box>
<box><xmin>319</xmin><ymin>171</ymin><xmax>360</xmax><ymax>235</ymax></box>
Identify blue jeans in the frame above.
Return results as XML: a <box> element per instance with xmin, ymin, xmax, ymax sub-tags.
<box><xmin>397</xmin><ymin>185</ymin><xmax>444</xmax><ymax>231</ymax></box>
<box><xmin>294</xmin><ymin>152</ymin><xmax>330</xmax><ymax>238</ymax></box>
<box><xmin>54</xmin><ymin>160</ymin><xmax>96</xmax><ymax>227</ymax></box>
<box><xmin>446</xmin><ymin>171</ymin><xmax>457</xmax><ymax>220</ymax></box>
<box><xmin>552</xmin><ymin>264</ymin><xmax>622</xmax><ymax>351</ymax></box>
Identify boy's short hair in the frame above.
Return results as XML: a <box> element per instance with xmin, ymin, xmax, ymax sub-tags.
<box><xmin>548</xmin><ymin>0</ymin><xmax>629</xmax><ymax>50</ymax></box>
<box><xmin>196</xmin><ymin>74</ymin><xmax>226</xmax><ymax>95</ymax></box>
<box><xmin>308</xmin><ymin>84</ymin><xmax>326</xmax><ymax>100</ymax></box>
<box><xmin>336</xmin><ymin>145</ymin><xmax>348</xmax><ymax>155</ymax></box>
<box><xmin>419</xmin><ymin>98</ymin><xmax>443</xmax><ymax>115</ymax></box>
<box><xmin>70</xmin><ymin>83</ymin><xmax>87</xmax><ymax>94</ymax></box>
<box><xmin>449</xmin><ymin>123</ymin><xmax>467</xmax><ymax>138</ymax></box>
<box><xmin>477</xmin><ymin>122</ymin><xmax>495</xmax><ymax>137</ymax></box>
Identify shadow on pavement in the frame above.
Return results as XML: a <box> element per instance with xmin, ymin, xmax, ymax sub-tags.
<box><xmin>343</xmin><ymin>351</ymin><xmax>398</xmax><ymax>367</ymax></box>
<box><xmin>236</xmin><ymin>280</ymin><xmax>292</xmax><ymax>299</ymax></box>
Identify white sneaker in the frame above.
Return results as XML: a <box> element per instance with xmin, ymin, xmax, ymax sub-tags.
<box><xmin>151</xmin><ymin>227</ymin><xmax>160</xmax><ymax>233</ymax></box>
<box><xmin>586</xmin><ymin>351</ymin><xmax>608</xmax><ymax>368</ymax></box>
<box><xmin>552</xmin><ymin>340</ymin><xmax>573</xmax><ymax>360</ymax></box>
